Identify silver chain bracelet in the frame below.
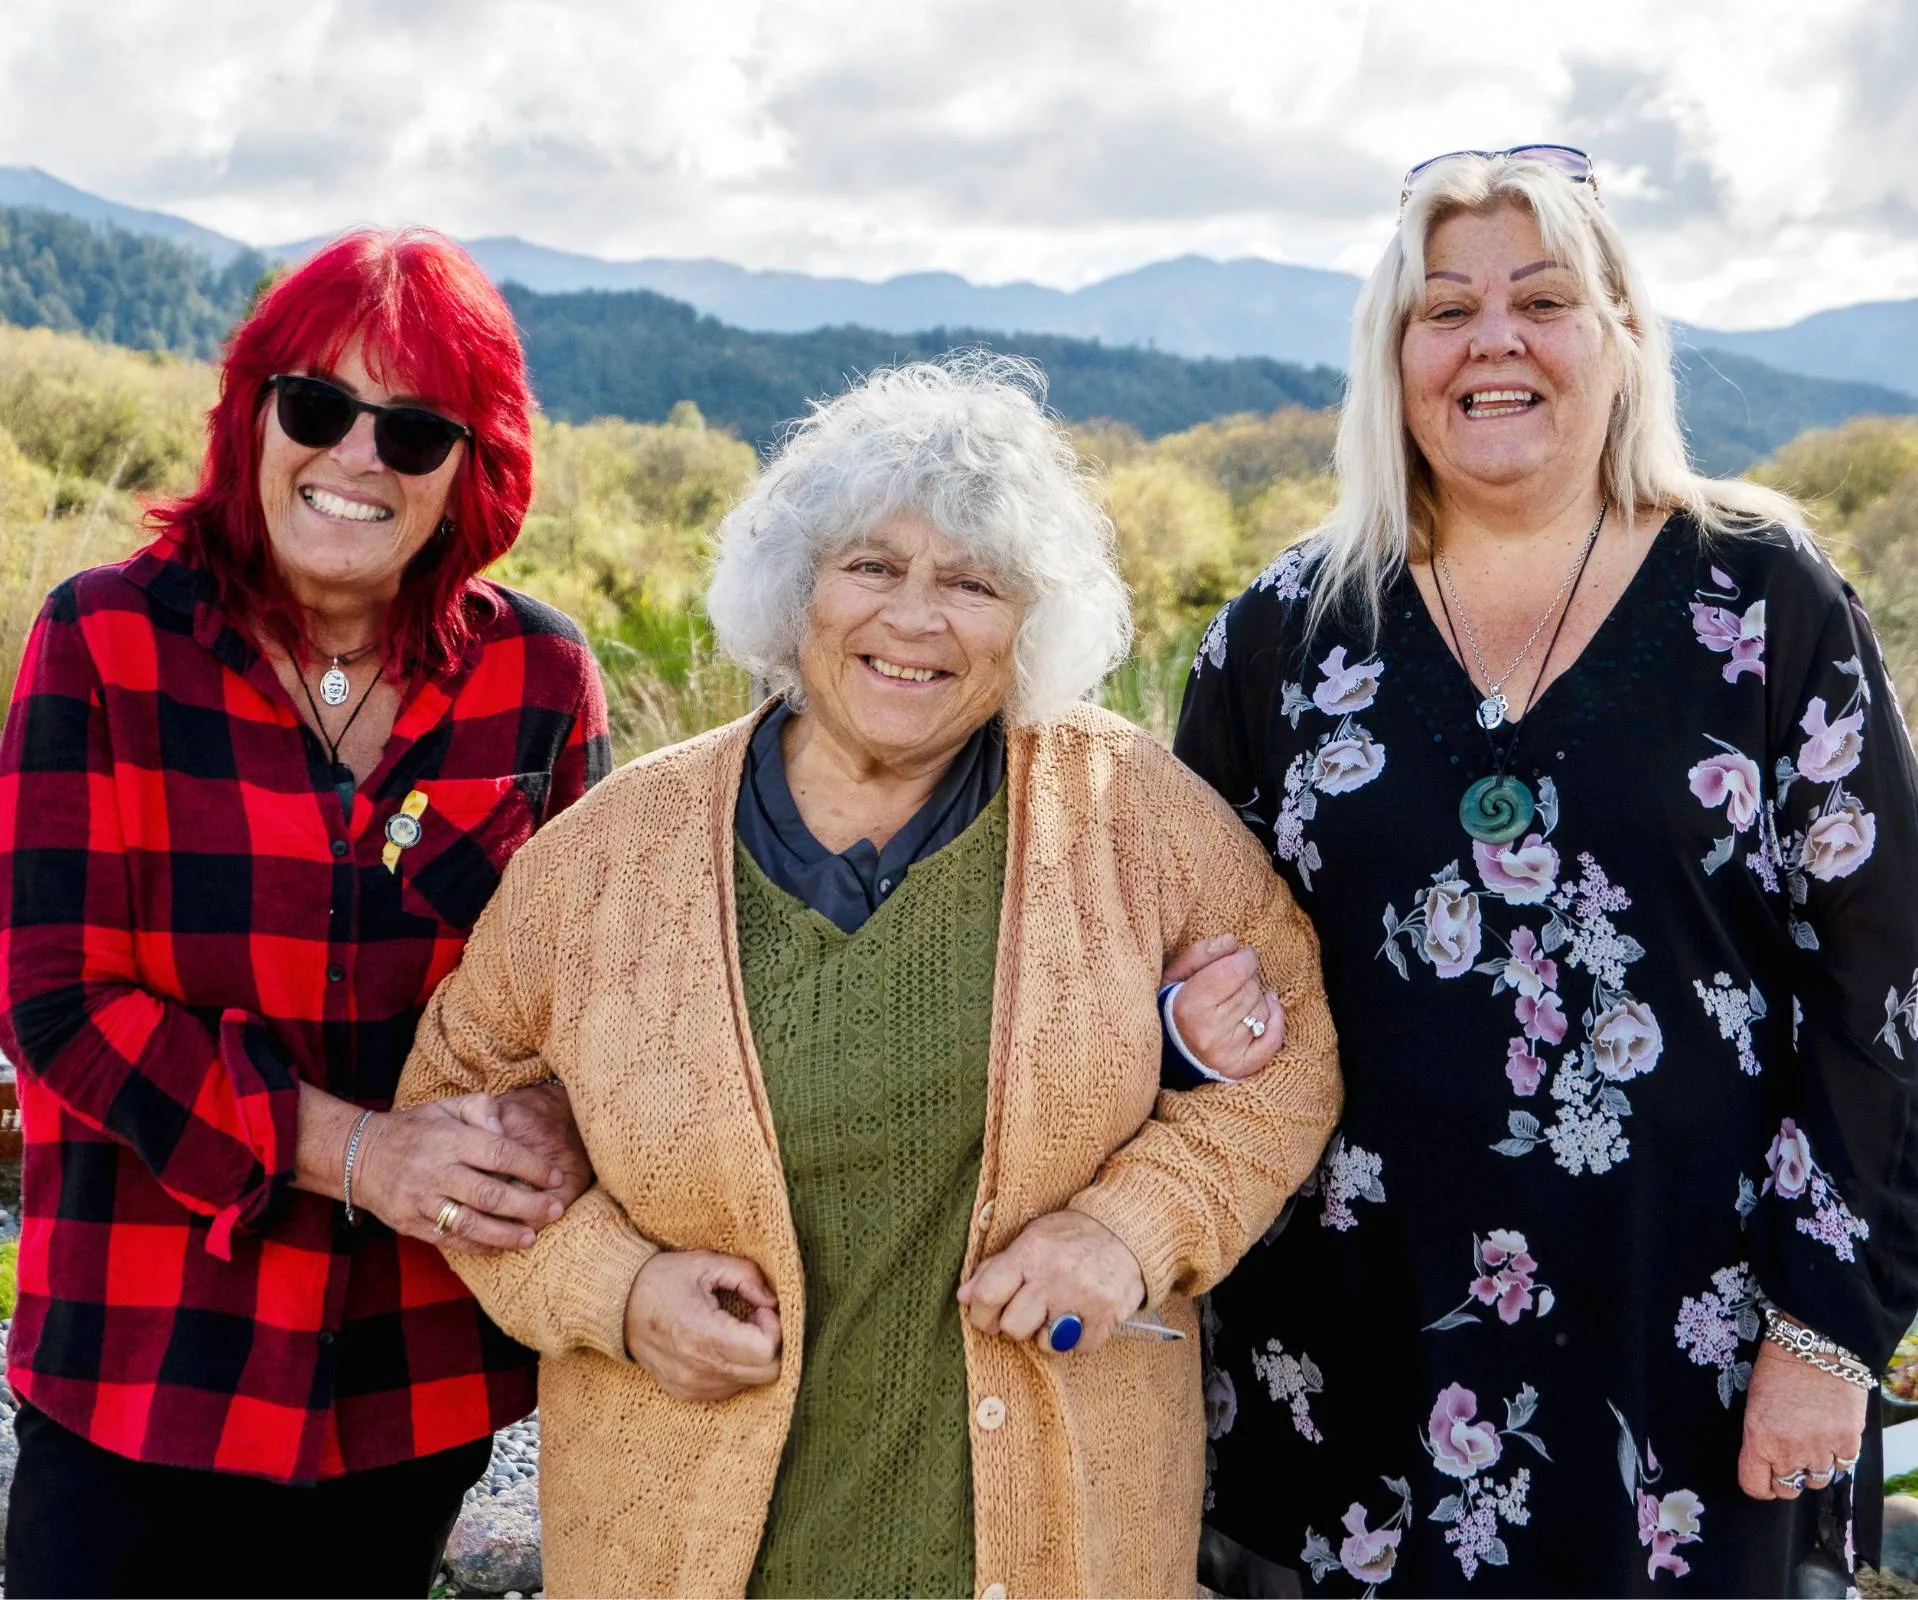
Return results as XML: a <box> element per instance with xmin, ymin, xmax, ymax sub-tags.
<box><xmin>1761</xmin><ymin>1306</ymin><xmax>1876</xmax><ymax>1391</ymax></box>
<box><xmin>341</xmin><ymin>1109</ymin><xmax>376</xmax><ymax>1226</ymax></box>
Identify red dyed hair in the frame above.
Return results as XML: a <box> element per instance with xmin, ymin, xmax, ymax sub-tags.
<box><xmin>150</xmin><ymin>227</ymin><xmax>536</xmax><ymax>676</ymax></box>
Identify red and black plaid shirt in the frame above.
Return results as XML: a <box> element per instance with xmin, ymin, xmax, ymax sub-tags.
<box><xmin>0</xmin><ymin>536</ymin><xmax>610</xmax><ymax>1483</ymax></box>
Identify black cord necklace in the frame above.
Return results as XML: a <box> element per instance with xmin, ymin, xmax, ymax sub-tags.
<box><xmin>294</xmin><ymin>657</ymin><xmax>383</xmax><ymax>781</ymax></box>
<box><xmin>1431</xmin><ymin>501</ymin><xmax>1606</xmax><ymax>844</ymax></box>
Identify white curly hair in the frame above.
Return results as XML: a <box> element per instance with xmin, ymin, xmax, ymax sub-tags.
<box><xmin>706</xmin><ymin>351</ymin><xmax>1133</xmax><ymax>724</ymax></box>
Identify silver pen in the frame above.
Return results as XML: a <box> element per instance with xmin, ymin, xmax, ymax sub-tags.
<box><xmin>1113</xmin><ymin>1311</ymin><xmax>1187</xmax><ymax>1341</ymax></box>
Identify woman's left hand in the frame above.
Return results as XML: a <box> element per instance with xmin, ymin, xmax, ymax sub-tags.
<box><xmin>493</xmin><ymin>1080</ymin><xmax>593</xmax><ymax>1212</ymax></box>
<box><xmin>957</xmin><ymin>1210</ymin><xmax>1145</xmax><ymax>1356</ymax></box>
<box><xmin>1736</xmin><ymin>1339</ymin><xmax>1869</xmax><ymax>1500</ymax></box>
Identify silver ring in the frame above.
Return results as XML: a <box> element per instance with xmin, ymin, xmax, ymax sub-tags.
<box><xmin>1242</xmin><ymin>1014</ymin><xmax>1266</xmax><ymax>1039</ymax></box>
<box><xmin>433</xmin><ymin>1199</ymin><xmax>462</xmax><ymax>1239</ymax></box>
<box><xmin>1836</xmin><ymin>1454</ymin><xmax>1861</xmax><ymax>1473</ymax></box>
<box><xmin>1806</xmin><ymin>1467</ymin><xmax>1836</xmax><ymax>1489</ymax></box>
<box><xmin>1775</xmin><ymin>1470</ymin><xmax>1809</xmax><ymax>1491</ymax></box>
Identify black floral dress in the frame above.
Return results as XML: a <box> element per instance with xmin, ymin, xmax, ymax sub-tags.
<box><xmin>1174</xmin><ymin>516</ymin><xmax>1918</xmax><ymax>1597</ymax></box>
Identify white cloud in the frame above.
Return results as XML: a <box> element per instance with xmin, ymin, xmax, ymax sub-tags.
<box><xmin>0</xmin><ymin>0</ymin><xmax>1911</xmax><ymax>326</ymax></box>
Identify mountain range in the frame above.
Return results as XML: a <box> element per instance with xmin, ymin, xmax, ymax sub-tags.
<box><xmin>7</xmin><ymin>166</ymin><xmax>1913</xmax><ymax>397</ymax></box>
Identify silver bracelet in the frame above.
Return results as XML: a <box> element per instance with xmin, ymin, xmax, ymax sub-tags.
<box><xmin>341</xmin><ymin>1109</ymin><xmax>376</xmax><ymax>1226</ymax></box>
<box><xmin>1761</xmin><ymin>1306</ymin><xmax>1876</xmax><ymax>1391</ymax></box>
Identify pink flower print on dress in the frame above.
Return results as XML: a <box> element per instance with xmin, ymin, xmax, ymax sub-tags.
<box><xmin>1803</xmin><ymin>807</ymin><xmax>1877</xmax><ymax>881</ymax></box>
<box><xmin>1505</xmin><ymin>1036</ymin><xmax>1544</xmax><ymax>1096</ymax></box>
<box><xmin>1591</xmin><ymin>999</ymin><xmax>1663</xmax><ymax>1081</ymax></box>
<box><xmin>1473</xmin><ymin>833</ymin><xmax>1561</xmax><ymax>905</ymax></box>
<box><xmin>1471</xmin><ymin>1230</ymin><xmax>1540</xmax><ymax>1324</ymax></box>
<box><xmin>1690</xmin><ymin>598</ymin><xmax>1766</xmax><ymax>684</ymax></box>
<box><xmin>1764</xmin><ymin>1118</ymin><xmax>1812</xmax><ymax>1200</ymax></box>
<box><xmin>1311</xmin><ymin>646</ymin><xmax>1383</xmax><ymax>715</ymax></box>
<box><xmin>1691</xmin><ymin>603</ymin><xmax>1741</xmax><ymax>652</ymax></box>
<box><xmin>1421</xmin><ymin>879</ymin><xmax>1483</xmax><ymax>977</ymax></box>
<box><xmin>1643</xmin><ymin>1489</ymin><xmax>1704</xmax><ymax>1579</ymax></box>
<box><xmin>1311</xmin><ymin>732</ymin><xmax>1387</xmax><ymax>794</ymax></box>
<box><xmin>1688</xmin><ymin>750</ymin><xmax>1763</xmax><ymax>832</ymax></box>
<box><xmin>1500</xmin><ymin>926</ymin><xmax>1559</xmax><ymax>998</ymax></box>
<box><xmin>1338</xmin><ymin>1503</ymin><xmax>1401</xmax><ymax>1585</ymax></box>
<box><xmin>1427</xmin><ymin>1231</ymin><xmax>1554</xmax><ymax>1331</ymax></box>
<box><xmin>1615</xmin><ymin>1405</ymin><xmax>1702</xmax><ymax>1582</ymax></box>
<box><xmin>1427</xmin><ymin>1384</ymin><xmax>1503</xmax><ymax>1479</ymax></box>
<box><xmin>1796</xmin><ymin>697</ymin><xmax>1864</xmax><ymax>783</ymax></box>
<box><xmin>1515</xmin><ymin>989</ymin><xmax>1569</xmax><ymax>1046</ymax></box>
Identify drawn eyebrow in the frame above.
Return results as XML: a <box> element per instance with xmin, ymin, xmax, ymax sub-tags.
<box><xmin>1511</xmin><ymin>259</ymin><xmax>1562</xmax><ymax>280</ymax></box>
<box><xmin>1425</xmin><ymin>270</ymin><xmax>1471</xmax><ymax>283</ymax></box>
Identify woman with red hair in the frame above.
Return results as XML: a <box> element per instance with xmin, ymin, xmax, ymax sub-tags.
<box><xmin>0</xmin><ymin>229</ymin><xmax>608</xmax><ymax>1596</ymax></box>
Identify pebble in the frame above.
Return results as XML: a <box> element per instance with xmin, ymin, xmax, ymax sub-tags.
<box><xmin>445</xmin><ymin>1476</ymin><xmax>542</xmax><ymax>1596</ymax></box>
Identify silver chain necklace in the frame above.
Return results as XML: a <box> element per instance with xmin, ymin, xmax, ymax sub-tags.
<box><xmin>1435</xmin><ymin>500</ymin><xmax>1609</xmax><ymax>730</ymax></box>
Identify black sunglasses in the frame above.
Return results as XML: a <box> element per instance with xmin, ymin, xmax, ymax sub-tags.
<box><xmin>1400</xmin><ymin>144</ymin><xmax>1598</xmax><ymax>212</ymax></box>
<box><xmin>265</xmin><ymin>373</ymin><xmax>473</xmax><ymax>476</ymax></box>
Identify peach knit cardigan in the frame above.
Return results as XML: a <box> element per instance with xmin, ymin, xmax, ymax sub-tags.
<box><xmin>393</xmin><ymin>703</ymin><xmax>1342</xmax><ymax>1598</ymax></box>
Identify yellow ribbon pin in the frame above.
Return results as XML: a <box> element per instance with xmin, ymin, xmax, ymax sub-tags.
<box><xmin>381</xmin><ymin>789</ymin><xmax>430</xmax><ymax>873</ymax></box>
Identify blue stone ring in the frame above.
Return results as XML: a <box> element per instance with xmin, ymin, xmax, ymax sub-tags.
<box><xmin>1046</xmin><ymin>1314</ymin><xmax>1085</xmax><ymax>1353</ymax></box>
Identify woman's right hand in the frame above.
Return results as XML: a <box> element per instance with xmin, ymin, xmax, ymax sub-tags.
<box><xmin>352</xmin><ymin>1095</ymin><xmax>570</xmax><ymax>1253</ymax></box>
<box><xmin>1164</xmin><ymin>934</ymin><xmax>1287</xmax><ymax>1079</ymax></box>
<box><xmin>623</xmin><ymin>1250</ymin><xmax>783</xmax><ymax>1401</ymax></box>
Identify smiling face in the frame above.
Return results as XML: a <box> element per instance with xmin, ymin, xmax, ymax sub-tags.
<box><xmin>795</xmin><ymin>507</ymin><xmax>1021</xmax><ymax>774</ymax></box>
<box><xmin>1400</xmin><ymin>204</ymin><xmax>1622</xmax><ymax>514</ymax></box>
<box><xmin>256</xmin><ymin>334</ymin><xmax>466</xmax><ymax>618</ymax></box>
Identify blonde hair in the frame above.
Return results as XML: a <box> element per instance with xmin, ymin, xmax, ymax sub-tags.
<box><xmin>1305</xmin><ymin>154</ymin><xmax>1804</xmax><ymax>643</ymax></box>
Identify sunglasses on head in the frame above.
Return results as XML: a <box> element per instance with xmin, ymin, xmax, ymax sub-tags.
<box><xmin>1400</xmin><ymin>144</ymin><xmax>1598</xmax><ymax>213</ymax></box>
<box><xmin>266</xmin><ymin>373</ymin><xmax>473</xmax><ymax>476</ymax></box>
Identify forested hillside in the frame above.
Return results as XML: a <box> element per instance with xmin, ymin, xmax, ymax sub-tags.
<box><xmin>501</xmin><ymin>283</ymin><xmax>1344</xmax><ymax>444</ymax></box>
<box><xmin>0</xmin><ymin>205</ymin><xmax>266</xmax><ymax>357</ymax></box>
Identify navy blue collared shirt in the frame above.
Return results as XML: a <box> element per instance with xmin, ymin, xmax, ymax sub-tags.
<box><xmin>734</xmin><ymin>700</ymin><xmax>1007</xmax><ymax>935</ymax></box>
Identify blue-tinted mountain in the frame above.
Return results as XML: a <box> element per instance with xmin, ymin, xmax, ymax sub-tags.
<box><xmin>0</xmin><ymin>166</ymin><xmax>250</xmax><ymax>268</ymax></box>
<box><xmin>11</xmin><ymin>167</ymin><xmax>1916</xmax><ymax>398</ymax></box>
<box><xmin>1673</xmin><ymin>306</ymin><xmax>1918</xmax><ymax>401</ymax></box>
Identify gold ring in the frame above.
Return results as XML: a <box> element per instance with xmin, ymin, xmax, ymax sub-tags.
<box><xmin>433</xmin><ymin>1199</ymin><xmax>461</xmax><ymax>1238</ymax></box>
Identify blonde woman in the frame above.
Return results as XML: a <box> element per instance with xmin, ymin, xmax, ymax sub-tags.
<box><xmin>1179</xmin><ymin>148</ymin><xmax>1918</xmax><ymax>1595</ymax></box>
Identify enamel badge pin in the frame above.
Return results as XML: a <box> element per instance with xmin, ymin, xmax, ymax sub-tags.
<box><xmin>382</xmin><ymin>789</ymin><xmax>430</xmax><ymax>873</ymax></box>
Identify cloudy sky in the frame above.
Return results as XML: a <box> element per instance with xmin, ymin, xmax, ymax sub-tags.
<box><xmin>2</xmin><ymin>0</ymin><xmax>1913</xmax><ymax>328</ymax></box>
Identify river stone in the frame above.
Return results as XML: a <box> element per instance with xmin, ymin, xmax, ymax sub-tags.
<box><xmin>446</xmin><ymin>1477</ymin><xmax>542</xmax><ymax>1596</ymax></box>
<box><xmin>1885</xmin><ymin>1519</ymin><xmax>1918</xmax><ymax>1584</ymax></box>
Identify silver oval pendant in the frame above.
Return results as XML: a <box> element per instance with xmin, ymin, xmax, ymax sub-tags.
<box><xmin>319</xmin><ymin>665</ymin><xmax>350</xmax><ymax>707</ymax></box>
<box><xmin>1475</xmin><ymin>693</ymin><xmax>1508</xmax><ymax>730</ymax></box>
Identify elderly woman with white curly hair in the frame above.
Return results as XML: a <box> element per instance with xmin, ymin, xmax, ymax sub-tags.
<box><xmin>1180</xmin><ymin>148</ymin><xmax>1918</xmax><ymax>1597</ymax></box>
<box><xmin>392</xmin><ymin>353</ymin><xmax>1341</xmax><ymax>1598</ymax></box>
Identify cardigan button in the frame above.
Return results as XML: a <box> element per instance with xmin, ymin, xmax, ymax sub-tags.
<box><xmin>982</xmin><ymin>1584</ymin><xmax>1008</xmax><ymax>1600</ymax></box>
<box><xmin>976</xmin><ymin>1396</ymin><xmax>1006</xmax><ymax>1431</ymax></box>
<box><xmin>976</xmin><ymin>1201</ymin><xmax>994</xmax><ymax>1230</ymax></box>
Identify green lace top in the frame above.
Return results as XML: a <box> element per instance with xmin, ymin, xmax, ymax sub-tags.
<box><xmin>737</xmin><ymin>787</ymin><xmax>1006</xmax><ymax>1599</ymax></box>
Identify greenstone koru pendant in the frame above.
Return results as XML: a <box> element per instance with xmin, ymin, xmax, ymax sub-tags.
<box><xmin>1460</xmin><ymin>775</ymin><xmax>1536</xmax><ymax>845</ymax></box>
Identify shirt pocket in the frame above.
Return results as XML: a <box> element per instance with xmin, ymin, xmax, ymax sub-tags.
<box><xmin>390</xmin><ymin>772</ymin><xmax>550</xmax><ymax>931</ymax></box>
